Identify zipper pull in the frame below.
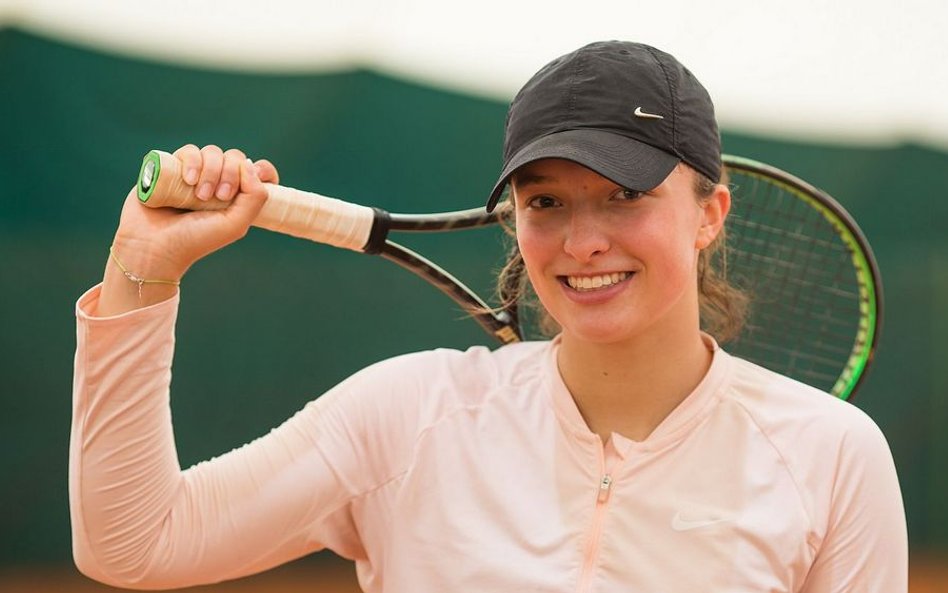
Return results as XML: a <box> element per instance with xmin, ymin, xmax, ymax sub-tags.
<box><xmin>597</xmin><ymin>474</ymin><xmax>613</xmax><ymax>503</ymax></box>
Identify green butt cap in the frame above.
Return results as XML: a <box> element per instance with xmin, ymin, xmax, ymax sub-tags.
<box><xmin>137</xmin><ymin>150</ymin><xmax>162</xmax><ymax>203</ymax></box>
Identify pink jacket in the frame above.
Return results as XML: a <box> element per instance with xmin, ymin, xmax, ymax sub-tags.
<box><xmin>70</xmin><ymin>286</ymin><xmax>907</xmax><ymax>592</ymax></box>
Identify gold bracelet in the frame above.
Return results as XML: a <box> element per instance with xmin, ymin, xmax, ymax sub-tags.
<box><xmin>109</xmin><ymin>246</ymin><xmax>180</xmax><ymax>301</ymax></box>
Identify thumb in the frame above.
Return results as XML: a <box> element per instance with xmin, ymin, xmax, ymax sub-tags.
<box><xmin>224</xmin><ymin>158</ymin><xmax>269</xmax><ymax>228</ymax></box>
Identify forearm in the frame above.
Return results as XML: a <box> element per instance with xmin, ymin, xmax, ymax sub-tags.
<box><xmin>70</xmin><ymin>286</ymin><xmax>186</xmax><ymax>586</ymax></box>
<box><xmin>70</xmin><ymin>287</ymin><xmax>344</xmax><ymax>588</ymax></box>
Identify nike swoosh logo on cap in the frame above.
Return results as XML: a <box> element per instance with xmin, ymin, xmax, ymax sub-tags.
<box><xmin>634</xmin><ymin>106</ymin><xmax>664</xmax><ymax>120</ymax></box>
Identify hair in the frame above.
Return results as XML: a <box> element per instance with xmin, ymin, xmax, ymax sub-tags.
<box><xmin>494</xmin><ymin>165</ymin><xmax>749</xmax><ymax>343</ymax></box>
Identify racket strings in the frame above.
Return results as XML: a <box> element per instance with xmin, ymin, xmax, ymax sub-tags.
<box><xmin>725</xmin><ymin>170</ymin><xmax>863</xmax><ymax>394</ymax></box>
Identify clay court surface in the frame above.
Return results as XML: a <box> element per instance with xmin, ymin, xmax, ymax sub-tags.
<box><xmin>1</xmin><ymin>554</ymin><xmax>946</xmax><ymax>592</ymax></box>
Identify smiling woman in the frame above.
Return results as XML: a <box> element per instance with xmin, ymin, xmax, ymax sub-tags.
<box><xmin>497</xmin><ymin>160</ymin><xmax>748</xmax><ymax>343</ymax></box>
<box><xmin>510</xmin><ymin>160</ymin><xmax>722</xmax><ymax>349</ymax></box>
<box><xmin>69</xmin><ymin>40</ymin><xmax>907</xmax><ymax>593</ymax></box>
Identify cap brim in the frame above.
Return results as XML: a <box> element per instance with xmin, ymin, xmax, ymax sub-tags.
<box><xmin>486</xmin><ymin>129</ymin><xmax>681</xmax><ymax>212</ymax></box>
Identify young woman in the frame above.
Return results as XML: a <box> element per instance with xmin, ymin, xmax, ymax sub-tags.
<box><xmin>70</xmin><ymin>41</ymin><xmax>907</xmax><ymax>592</ymax></box>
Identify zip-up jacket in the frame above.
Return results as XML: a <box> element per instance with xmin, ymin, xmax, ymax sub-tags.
<box><xmin>70</xmin><ymin>285</ymin><xmax>907</xmax><ymax>592</ymax></box>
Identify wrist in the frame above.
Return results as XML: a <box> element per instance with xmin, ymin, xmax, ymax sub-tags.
<box><xmin>96</xmin><ymin>238</ymin><xmax>186</xmax><ymax>316</ymax></box>
<box><xmin>98</xmin><ymin>259</ymin><xmax>179</xmax><ymax>316</ymax></box>
<box><xmin>109</xmin><ymin>234</ymin><xmax>188</xmax><ymax>282</ymax></box>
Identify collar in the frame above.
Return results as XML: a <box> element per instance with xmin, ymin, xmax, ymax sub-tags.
<box><xmin>544</xmin><ymin>333</ymin><xmax>732</xmax><ymax>456</ymax></box>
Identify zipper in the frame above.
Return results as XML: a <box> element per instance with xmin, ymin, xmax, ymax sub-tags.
<box><xmin>597</xmin><ymin>474</ymin><xmax>613</xmax><ymax>503</ymax></box>
<box><xmin>578</xmin><ymin>466</ymin><xmax>616</xmax><ymax>592</ymax></box>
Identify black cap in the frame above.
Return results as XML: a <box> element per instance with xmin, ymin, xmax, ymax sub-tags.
<box><xmin>486</xmin><ymin>41</ymin><xmax>721</xmax><ymax>212</ymax></box>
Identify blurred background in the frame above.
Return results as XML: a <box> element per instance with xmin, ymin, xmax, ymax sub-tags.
<box><xmin>1</xmin><ymin>0</ymin><xmax>946</xmax><ymax>591</ymax></box>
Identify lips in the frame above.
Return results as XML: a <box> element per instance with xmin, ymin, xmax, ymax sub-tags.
<box><xmin>563</xmin><ymin>272</ymin><xmax>633</xmax><ymax>292</ymax></box>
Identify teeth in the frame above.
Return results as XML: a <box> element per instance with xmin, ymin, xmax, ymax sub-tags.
<box><xmin>567</xmin><ymin>272</ymin><xmax>630</xmax><ymax>291</ymax></box>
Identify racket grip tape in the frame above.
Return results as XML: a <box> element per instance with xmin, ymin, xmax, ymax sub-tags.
<box><xmin>136</xmin><ymin>150</ymin><xmax>378</xmax><ymax>252</ymax></box>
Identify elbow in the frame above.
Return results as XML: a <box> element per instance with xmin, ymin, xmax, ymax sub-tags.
<box><xmin>72</xmin><ymin>546</ymin><xmax>127</xmax><ymax>589</ymax></box>
<box><xmin>72</xmin><ymin>537</ymin><xmax>166</xmax><ymax>591</ymax></box>
<box><xmin>72</xmin><ymin>545</ymin><xmax>139</xmax><ymax>590</ymax></box>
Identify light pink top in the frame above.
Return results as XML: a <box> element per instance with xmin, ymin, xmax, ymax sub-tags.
<box><xmin>70</xmin><ymin>285</ymin><xmax>907</xmax><ymax>592</ymax></box>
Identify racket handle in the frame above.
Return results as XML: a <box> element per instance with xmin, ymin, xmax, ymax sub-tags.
<box><xmin>136</xmin><ymin>150</ymin><xmax>377</xmax><ymax>252</ymax></box>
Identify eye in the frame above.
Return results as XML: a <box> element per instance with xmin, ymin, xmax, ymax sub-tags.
<box><xmin>526</xmin><ymin>194</ymin><xmax>560</xmax><ymax>209</ymax></box>
<box><xmin>614</xmin><ymin>188</ymin><xmax>645</xmax><ymax>201</ymax></box>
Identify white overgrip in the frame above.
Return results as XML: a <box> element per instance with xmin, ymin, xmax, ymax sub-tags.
<box><xmin>258</xmin><ymin>184</ymin><xmax>375</xmax><ymax>252</ymax></box>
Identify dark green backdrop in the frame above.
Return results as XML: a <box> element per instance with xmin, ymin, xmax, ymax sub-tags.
<box><xmin>1</xmin><ymin>28</ymin><xmax>946</xmax><ymax>565</ymax></box>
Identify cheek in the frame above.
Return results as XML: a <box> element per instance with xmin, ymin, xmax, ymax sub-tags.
<box><xmin>636</xmin><ymin>211</ymin><xmax>701</xmax><ymax>280</ymax></box>
<box><xmin>516</xmin><ymin>228</ymin><xmax>546</xmax><ymax>277</ymax></box>
<box><xmin>516</xmin><ymin>226</ymin><xmax>561</xmax><ymax>300</ymax></box>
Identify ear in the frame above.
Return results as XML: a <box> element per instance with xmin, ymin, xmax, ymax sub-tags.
<box><xmin>696</xmin><ymin>184</ymin><xmax>731</xmax><ymax>250</ymax></box>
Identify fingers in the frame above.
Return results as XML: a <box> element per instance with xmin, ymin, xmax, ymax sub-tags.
<box><xmin>215</xmin><ymin>149</ymin><xmax>247</xmax><ymax>201</ymax></box>
<box><xmin>251</xmin><ymin>159</ymin><xmax>280</xmax><ymax>185</ymax></box>
<box><xmin>224</xmin><ymin>159</ymin><xmax>269</xmax><ymax>231</ymax></box>
<box><xmin>172</xmin><ymin>144</ymin><xmax>252</xmax><ymax>202</ymax></box>
<box><xmin>174</xmin><ymin>144</ymin><xmax>202</xmax><ymax>186</ymax></box>
<box><xmin>195</xmin><ymin>145</ymin><xmax>224</xmax><ymax>201</ymax></box>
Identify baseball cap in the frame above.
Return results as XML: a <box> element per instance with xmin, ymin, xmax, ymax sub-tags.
<box><xmin>486</xmin><ymin>41</ymin><xmax>721</xmax><ymax>212</ymax></box>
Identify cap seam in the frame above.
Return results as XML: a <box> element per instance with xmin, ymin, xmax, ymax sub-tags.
<box><xmin>566</xmin><ymin>49</ymin><xmax>585</xmax><ymax>121</ymax></box>
<box><xmin>643</xmin><ymin>46</ymin><xmax>680</xmax><ymax>158</ymax></box>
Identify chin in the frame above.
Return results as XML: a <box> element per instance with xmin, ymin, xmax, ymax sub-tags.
<box><xmin>555</xmin><ymin>317</ymin><xmax>644</xmax><ymax>345</ymax></box>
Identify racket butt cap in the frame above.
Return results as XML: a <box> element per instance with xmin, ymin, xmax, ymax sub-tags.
<box><xmin>137</xmin><ymin>150</ymin><xmax>163</xmax><ymax>203</ymax></box>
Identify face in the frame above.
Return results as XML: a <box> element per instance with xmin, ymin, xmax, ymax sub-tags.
<box><xmin>511</xmin><ymin>158</ymin><xmax>728</xmax><ymax>345</ymax></box>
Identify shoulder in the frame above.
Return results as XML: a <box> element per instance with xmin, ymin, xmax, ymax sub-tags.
<box><xmin>297</xmin><ymin>340</ymin><xmax>555</xmax><ymax>484</ymax></box>
<box><xmin>347</xmin><ymin>338</ymin><xmax>550</xmax><ymax>384</ymax></box>
<box><xmin>719</xmin><ymin>357</ymin><xmax>906</xmax><ymax>583</ymax></box>
<box><xmin>723</xmin><ymin>353</ymin><xmax>885</xmax><ymax>441</ymax></box>
<box><xmin>718</xmin><ymin>353</ymin><xmax>900</xmax><ymax>532</ymax></box>
<box><xmin>719</xmin><ymin>352</ymin><xmax>895</xmax><ymax>486</ymax></box>
<box><xmin>315</xmin><ymin>340</ymin><xmax>553</xmax><ymax>418</ymax></box>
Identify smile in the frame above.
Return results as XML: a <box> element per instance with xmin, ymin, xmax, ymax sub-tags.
<box><xmin>563</xmin><ymin>272</ymin><xmax>632</xmax><ymax>291</ymax></box>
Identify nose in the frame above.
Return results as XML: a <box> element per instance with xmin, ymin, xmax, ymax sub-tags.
<box><xmin>562</xmin><ymin>211</ymin><xmax>610</xmax><ymax>262</ymax></box>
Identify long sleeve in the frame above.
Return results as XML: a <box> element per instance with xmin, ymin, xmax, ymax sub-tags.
<box><xmin>69</xmin><ymin>285</ymin><xmax>364</xmax><ymax>590</ymax></box>
<box><xmin>798</xmin><ymin>409</ymin><xmax>908</xmax><ymax>593</ymax></box>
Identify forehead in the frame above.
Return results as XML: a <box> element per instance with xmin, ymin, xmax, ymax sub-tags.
<box><xmin>510</xmin><ymin>159</ymin><xmax>615</xmax><ymax>187</ymax></box>
<box><xmin>508</xmin><ymin>160</ymin><xmax>698</xmax><ymax>204</ymax></box>
<box><xmin>511</xmin><ymin>158</ymin><xmax>693</xmax><ymax>188</ymax></box>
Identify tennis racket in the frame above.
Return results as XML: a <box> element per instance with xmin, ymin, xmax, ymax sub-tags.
<box><xmin>136</xmin><ymin>150</ymin><xmax>881</xmax><ymax>400</ymax></box>
<box><xmin>721</xmin><ymin>156</ymin><xmax>881</xmax><ymax>400</ymax></box>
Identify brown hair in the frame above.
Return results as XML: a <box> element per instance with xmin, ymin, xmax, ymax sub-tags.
<box><xmin>494</xmin><ymin>166</ymin><xmax>749</xmax><ymax>343</ymax></box>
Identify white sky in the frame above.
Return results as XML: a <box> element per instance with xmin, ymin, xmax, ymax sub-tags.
<box><xmin>3</xmin><ymin>0</ymin><xmax>947</xmax><ymax>147</ymax></box>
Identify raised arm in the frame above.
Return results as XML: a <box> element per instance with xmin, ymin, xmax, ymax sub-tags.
<box><xmin>69</xmin><ymin>146</ymin><xmax>356</xmax><ymax>588</ymax></box>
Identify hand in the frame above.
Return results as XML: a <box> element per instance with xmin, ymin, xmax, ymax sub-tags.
<box><xmin>97</xmin><ymin>144</ymin><xmax>280</xmax><ymax>315</ymax></box>
<box><xmin>112</xmin><ymin>144</ymin><xmax>280</xmax><ymax>281</ymax></box>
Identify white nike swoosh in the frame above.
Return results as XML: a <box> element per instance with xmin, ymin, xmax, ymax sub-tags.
<box><xmin>634</xmin><ymin>106</ymin><xmax>664</xmax><ymax>120</ymax></box>
<box><xmin>671</xmin><ymin>512</ymin><xmax>733</xmax><ymax>531</ymax></box>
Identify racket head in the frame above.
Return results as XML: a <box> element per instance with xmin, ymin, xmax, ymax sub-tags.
<box><xmin>721</xmin><ymin>155</ymin><xmax>883</xmax><ymax>400</ymax></box>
